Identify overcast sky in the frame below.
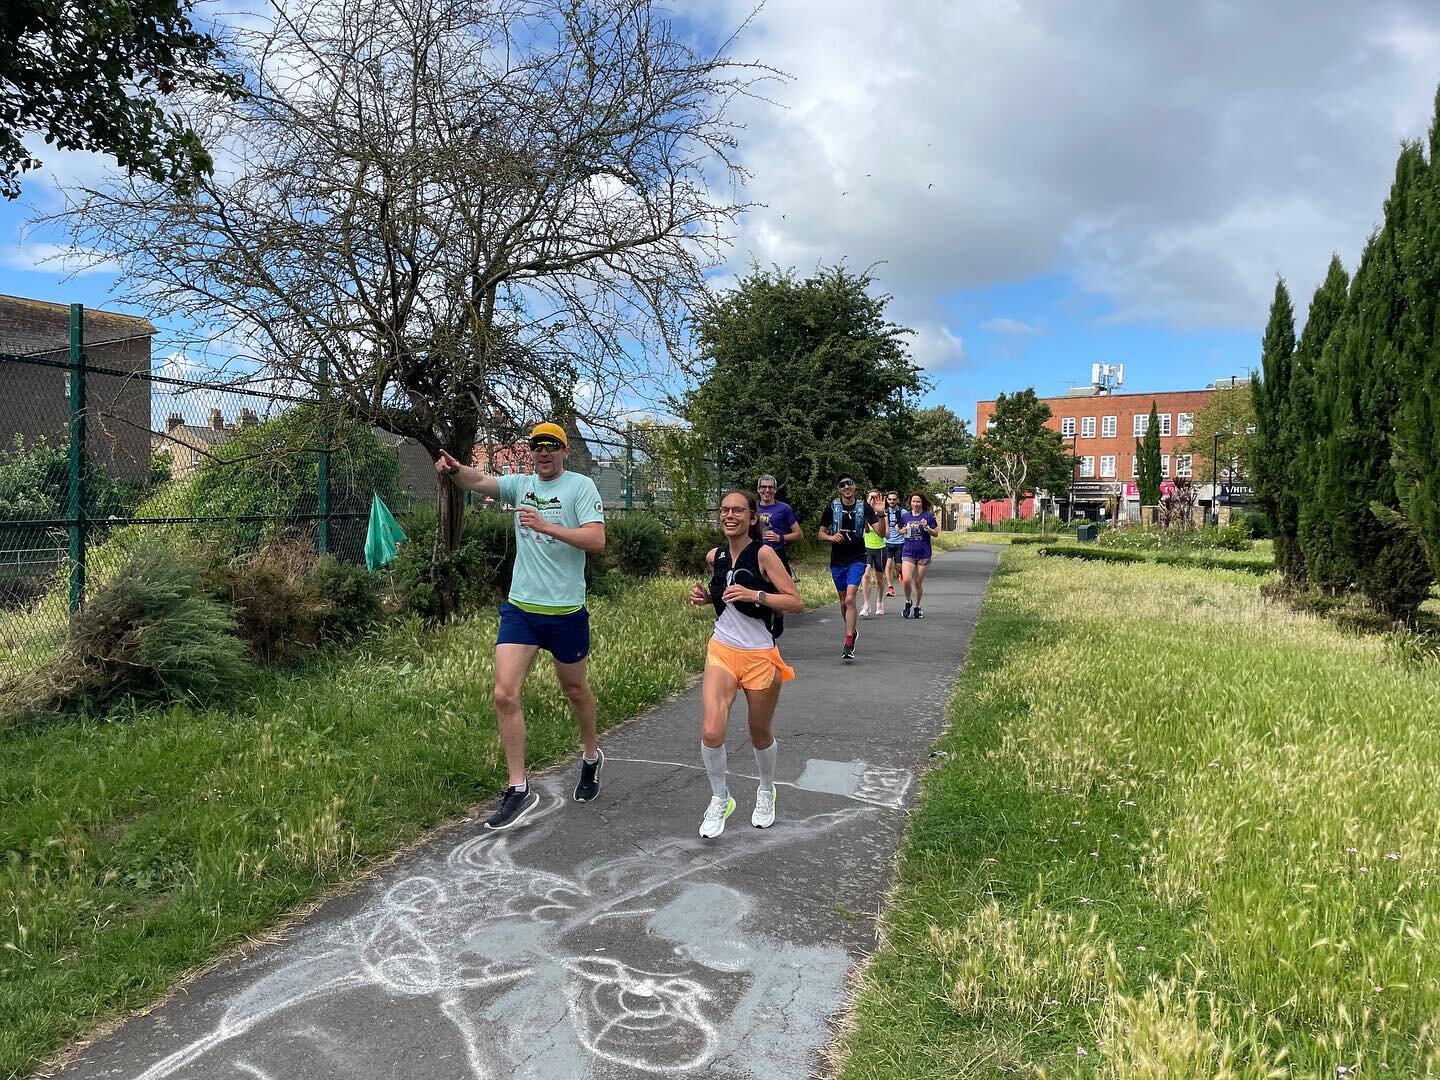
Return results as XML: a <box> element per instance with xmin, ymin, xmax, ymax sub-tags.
<box><xmin>3</xmin><ymin>1</ymin><xmax>1440</xmax><ymax>430</ymax></box>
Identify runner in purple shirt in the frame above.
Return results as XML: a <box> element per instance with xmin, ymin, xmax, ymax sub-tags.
<box><xmin>756</xmin><ymin>474</ymin><xmax>802</xmax><ymax>570</ymax></box>
<box><xmin>899</xmin><ymin>491</ymin><xmax>939</xmax><ymax>621</ymax></box>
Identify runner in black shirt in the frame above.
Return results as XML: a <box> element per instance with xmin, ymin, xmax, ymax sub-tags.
<box><xmin>817</xmin><ymin>475</ymin><xmax>880</xmax><ymax>660</ymax></box>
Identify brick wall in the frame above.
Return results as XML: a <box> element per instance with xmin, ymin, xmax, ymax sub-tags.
<box><xmin>0</xmin><ymin>295</ymin><xmax>155</xmax><ymax>481</ymax></box>
<box><xmin>976</xmin><ymin>388</ymin><xmax>1216</xmax><ymax>488</ymax></box>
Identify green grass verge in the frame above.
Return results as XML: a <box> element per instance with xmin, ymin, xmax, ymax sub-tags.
<box><xmin>836</xmin><ymin>547</ymin><xmax>1440</xmax><ymax>1077</ymax></box>
<box><xmin>1038</xmin><ymin>543</ymin><xmax>1275</xmax><ymax>575</ymax></box>
<box><xmin>0</xmin><ymin>568</ymin><xmax>837</xmax><ymax>1079</ymax></box>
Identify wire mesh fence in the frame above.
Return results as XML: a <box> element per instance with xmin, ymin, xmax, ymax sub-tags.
<box><xmin>1</xmin><ymin>303</ymin><xmax>728</xmax><ymax>665</ymax></box>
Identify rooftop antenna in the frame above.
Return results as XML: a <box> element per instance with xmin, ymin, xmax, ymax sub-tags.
<box><xmin>1090</xmin><ymin>363</ymin><xmax>1125</xmax><ymax>394</ymax></box>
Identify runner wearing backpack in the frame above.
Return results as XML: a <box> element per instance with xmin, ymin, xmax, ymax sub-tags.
<box><xmin>687</xmin><ymin>490</ymin><xmax>804</xmax><ymax>838</ymax></box>
<box><xmin>817</xmin><ymin>476</ymin><xmax>880</xmax><ymax>661</ymax></box>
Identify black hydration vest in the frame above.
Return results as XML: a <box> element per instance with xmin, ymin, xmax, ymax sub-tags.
<box><xmin>709</xmin><ymin>539</ymin><xmax>781</xmax><ymax>638</ymax></box>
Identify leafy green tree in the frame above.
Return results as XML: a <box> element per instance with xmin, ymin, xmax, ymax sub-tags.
<box><xmin>0</xmin><ymin>0</ymin><xmax>236</xmax><ymax>198</ymax></box>
<box><xmin>963</xmin><ymin>388</ymin><xmax>1072</xmax><ymax>519</ymax></box>
<box><xmin>1313</xmin><ymin>144</ymin><xmax>1433</xmax><ymax>617</ymax></box>
<box><xmin>1291</xmin><ymin>256</ymin><xmax>1349</xmax><ymax>587</ymax></box>
<box><xmin>0</xmin><ymin>434</ymin><xmax>152</xmax><ymax>549</ymax></box>
<box><xmin>1136</xmin><ymin>402</ymin><xmax>1162</xmax><ymax>506</ymax></box>
<box><xmin>911</xmin><ymin>405</ymin><xmax>972</xmax><ymax>466</ymax></box>
<box><xmin>1394</xmin><ymin>90</ymin><xmax>1440</xmax><ymax>584</ymax></box>
<box><xmin>178</xmin><ymin>407</ymin><xmax>400</xmax><ymax>556</ymax></box>
<box><xmin>684</xmin><ymin>265</ymin><xmax>927</xmax><ymax>520</ymax></box>
<box><xmin>1252</xmin><ymin>279</ymin><xmax>1297</xmax><ymax>574</ymax></box>
<box><xmin>1184</xmin><ymin>382</ymin><xmax>1256</xmax><ymax>490</ymax></box>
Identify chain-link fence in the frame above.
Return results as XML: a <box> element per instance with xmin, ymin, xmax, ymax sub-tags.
<box><xmin>1</xmin><ymin>304</ymin><xmax>729</xmax><ymax>664</ymax></box>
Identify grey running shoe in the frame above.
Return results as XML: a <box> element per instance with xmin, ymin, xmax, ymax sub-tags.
<box><xmin>574</xmin><ymin>748</ymin><xmax>603</xmax><ymax>802</ymax></box>
<box><xmin>700</xmin><ymin>793</ymin><xmax>736</xmax><ymax>838</ymax></box>
<box><xmin>484</xmin><ymin>787</ymin><xmax>539</xmax><ymax>831</ymax></box>
<box><xmin>752</xmin><ymin>785</ymin><xmax>777</xmax><ymax>828</ymax></box>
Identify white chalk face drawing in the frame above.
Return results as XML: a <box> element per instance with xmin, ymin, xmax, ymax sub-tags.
<box><xmin>123</xmin><ymin>783</ymin><xmax>861</xmax><ymax>1080</ymax></box>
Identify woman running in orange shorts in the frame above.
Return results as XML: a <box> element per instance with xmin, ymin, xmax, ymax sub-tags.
<box><xmin>687</xmin><ymin>489</ymin><xmax>804</xmax><ymax>838</ymax></box>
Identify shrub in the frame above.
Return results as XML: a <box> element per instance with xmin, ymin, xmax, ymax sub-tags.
<box><xmin>389</xmin><ymin>508</ymin><xmax>515</xmax><ymax>620</ymax></box>
<box><xmin>1237</xmin><ymin>511</ymin><xmax>1272</xmax><ymax>539</ymax></box>
<box><xmin>1039</xmin><ymin>546</ymin><xmax>1146</xmax><ymax>564</ymax></box>
<box><xmin>310</xmin><ymin>556</ymin><xmax>383</xmax><ymax>645</ymax></box>
<box><xmin>602</xmin><ymin>513</ymin><xmax>666</xmax><ymax>577</ymax></box>
<box><xmin>202</xmin><ymin>538</ymin><xmax>330</xmax><ymax>664</ymax></box>
<box><xmin>1213</xmin><ymin>523</ymin><xmax>1250</xmax><ymax>551</ymax></box>
<box><xmin>0</xmin><ymin>539</ymin><xmax>252</xmax><ymax>723</ymax></box>
<box><xmin>667</xmin><ymin>526</ymin><xmax>719</xmax><ymax>574</ymax></box>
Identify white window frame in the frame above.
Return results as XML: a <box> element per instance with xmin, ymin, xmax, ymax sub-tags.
<box><xmin>1079</xmin><ymin>456</ymin><xmax>1095</xmax><ymax>478</ymax></box>
<box><xmin>1100</xmin><ymin>455</ymin><xmax>1116</xmax><ymax>478</ymax></box>
<box><xmin>1102</xmin><ymin>415</ymin><xmax>1117</xmax><ymax>438</ymax></box>
<box><xmin>189</xmin><ymin>448</ymin><xmax>200</xmax><ymax>466</ymax></box>
<box><xmin>1159</xmin><ymin>413</ymin><xmax>1172</xmax><ymax>437</ymax></box>
<box><xmin>1081</xmin><ymin>416</ymin><xmax>1096</xmax><ymax>439</ymax></box>
<box><xmin>1061</xmin><ymin>417</ymin><xmax>1076</xmax><ymax>438</ymax></box>
<box><xmin>1131</xmin><ymin>456</ymin><xmax>1139</xmax><ymax>478</ymax></box>
<box><xmin>1176</xmin><ymin>454</ymin><xmax>1193</xmax><ymax>478</ymax></box>
<box><xmin>1160</xmin><ymin>454</ymin><xmax>1170</xmax><ymax>477</ymax></box>
<box><xmin>1177</xmin><ymin>412</ymin><xmax>1194</xmax><ymax>436</ymax></box>
<box><xmin>1133</xmin><ymin>413</ymin><xmax>1149</xmax><ymax>437</ymax></box>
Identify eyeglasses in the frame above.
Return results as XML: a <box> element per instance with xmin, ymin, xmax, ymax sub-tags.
<box><xmin>718</xmin><ymin>507</ymin><xmax>750</xmax><ymax>517</ymax></box>
<box><xmin>529</xmin><ymin>439</ymin><xmax>564</xmax><ymax>451</ymax></box>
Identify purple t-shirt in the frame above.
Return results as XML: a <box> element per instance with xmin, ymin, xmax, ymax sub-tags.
<box><xmin>757</xmin><ymin>500</ymin><xmax>798</xmax><ymax>556</ymax></box>
<box><xmin>899</xmin><ymin>511</ymin><xmax>937</xmax><ymax>559</ymax></box>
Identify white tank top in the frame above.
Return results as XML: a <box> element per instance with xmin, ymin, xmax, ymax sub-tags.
<box><xmin>713</xmin><ymin>603</ymin><xmax>775</xmax><ymax>651</ymax></box>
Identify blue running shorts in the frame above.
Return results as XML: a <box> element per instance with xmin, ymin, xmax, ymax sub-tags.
<box><xmin>497</xmin><ymin>603</ymin><xmax>591</xmax><ymax>664</ymax></box>
<box><xmin>830</xmin><ymin>561</ymin><xmax>867</xmax><ymax>594</ymax></box>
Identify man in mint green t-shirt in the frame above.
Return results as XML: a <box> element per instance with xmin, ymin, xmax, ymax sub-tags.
<box><xmin>435</xmin><ymin>421</ymin><xmax>606</xmax><ymax>831</ymax></box>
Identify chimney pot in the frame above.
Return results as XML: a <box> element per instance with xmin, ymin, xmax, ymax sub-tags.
<box><xmin>209</xmin><ymin>408</ymin><xmax>223</xmax><ymax>430</ymax></box>
<box><xmin>167</xmin><ymin>413</ymin><xmax>183</xmax><ymax>432</ymax></box>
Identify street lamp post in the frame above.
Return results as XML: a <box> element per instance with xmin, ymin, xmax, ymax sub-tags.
<box><xmin>1064</xmin><ymin>432</ymin><xmax>1078</xmax><ymax>524</ymax></box>
<box><xmin>1211</xmin><ymin>430</ymin><xmax>1233</xmax><ymax>526</ymax></box>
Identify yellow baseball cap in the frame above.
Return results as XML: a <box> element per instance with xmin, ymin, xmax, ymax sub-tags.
<box><xmin>529</xmin><ymin>422</ymin><xmax>569</xmax><ymax>447</ymax></box>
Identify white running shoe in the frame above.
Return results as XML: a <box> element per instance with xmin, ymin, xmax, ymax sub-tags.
<box><xmin>752</xmin><ymin>785</ymin><xmax>777</xmax><ymax>828</ymax></box>
<box><xmin>876</xmin><ymin>601</ymin><xmax>885</xmax><ymax>615</ymax></box>
<box><xmin>699</xmin><ymin>793</ymin><xmax>736</xmax><ymax>838</ymax></box>
<box><xmin>859</xmin><ymin>603</ymin><xmax>871</xmax><ymax>618</ymax></box>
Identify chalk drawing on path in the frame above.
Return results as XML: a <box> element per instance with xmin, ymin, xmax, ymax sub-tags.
<box><xmin>124</xmin><ymin>781</ymin><xmax>857</xmax><ymax>1080</ymax></box>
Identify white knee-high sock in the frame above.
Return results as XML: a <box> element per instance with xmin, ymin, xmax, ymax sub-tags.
<box><xmin>701</xmin><ymin>742</ymin><xmax>729</xmax><ymax>798</ymax></box>
<box><xmin>753</xmin><ymin>738</ymin><xmax>778</xmax><ymax>793</ymax></box>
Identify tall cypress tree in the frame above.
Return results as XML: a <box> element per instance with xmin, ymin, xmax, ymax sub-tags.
<box><xmin>1394</xmin><ymin>90</ymin><xmax>1440</xmax><ymax>583</ymax></box>
<box><xmin>1319</xmin><ymin>144</ymin><xmax>1433</xmax><ymax>618</ymax></box>
<box><xmin>1252</xmin><ymin>279</ymin><xmax>1296</xmax><ymax>574</ymax></box>
<box><xmin>1292</xmin><ymin>255</ymin><xmax>1350</xmax><ymax>588</ymax></box>
<box><xmin>1137</xmin><ymin>402</ymin><xmax>1162</xmax><ymax>507</ymax></box>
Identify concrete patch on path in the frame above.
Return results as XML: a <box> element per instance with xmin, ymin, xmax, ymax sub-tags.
<box><xmin>55</xmin><ymin>546</ymin><xmax>999</xmax><ymax>1080</ymax></box>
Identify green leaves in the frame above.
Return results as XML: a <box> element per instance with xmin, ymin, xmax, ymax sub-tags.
<box><xmin>0</xmin><ymin>0</ymin><xmax>237</xmax><ymax>198</ymax></box>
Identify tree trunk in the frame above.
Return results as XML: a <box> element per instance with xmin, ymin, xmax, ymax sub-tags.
<box><xmin>1010</xmin><ymin>492</ymin><xmax>1020</xmax><ymax>520</ymax></box>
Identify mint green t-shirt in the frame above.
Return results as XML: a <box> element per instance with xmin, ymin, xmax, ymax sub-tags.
<box><xmin>497</xmin><ymin>470</ymin><xmax>605</xmax><ymax>611</ymax></box>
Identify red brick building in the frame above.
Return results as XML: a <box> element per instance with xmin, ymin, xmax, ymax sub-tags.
<box><xmin>0</xmin><ymin>294</ymin><xmax>155</xmax><ymax>481</ymax></box>
<box><xmin>975</xmin><ymin>384</ymin><xmax>1234</xmax><ymax>522</ymax></box>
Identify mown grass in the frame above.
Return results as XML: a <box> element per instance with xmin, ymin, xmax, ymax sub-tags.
<box><xmin>837</xmin><ymin>547</ymin><xmax>1440</xmax><ymax>1078</ymax></box>
<box><xmin>0</xmin><ymin>568</ymin><xmax>837</xmax><ymax>1080</ymax></box>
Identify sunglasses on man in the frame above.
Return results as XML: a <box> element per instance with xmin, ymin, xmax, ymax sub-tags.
<box><xmin>529</xmin><ymin>438</ymin><xmax>565</xmax><ymax>451</ymax></box>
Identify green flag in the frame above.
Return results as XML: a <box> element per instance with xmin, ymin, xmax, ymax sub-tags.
<box><xmin>364</xmin><ymin>494</ymin><xmax>407</xmax><ymax>571</ymax></box>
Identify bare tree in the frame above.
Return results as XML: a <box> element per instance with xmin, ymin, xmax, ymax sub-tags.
<box><xmin>53</xmin><ymin>0</ymin><xmax>772</xmax><ymax>603</ymax></box>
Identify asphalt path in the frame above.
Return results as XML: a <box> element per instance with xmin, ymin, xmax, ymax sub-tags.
<box><xmin>54</xmin><ymin>544</ymin><xmax>1001</xmax><ymax>1080</ymax></box>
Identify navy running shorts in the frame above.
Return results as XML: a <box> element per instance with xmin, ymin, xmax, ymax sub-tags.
<box><xmin>497</xmin><ymin>603</ymin><xmax>591</xmax><ymax>664</ymax></box>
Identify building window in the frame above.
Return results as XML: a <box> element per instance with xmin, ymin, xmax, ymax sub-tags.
<box><xmin>189</xmin><ymin>448</ymin><xmax>200</xmax><ymax>466</ymax></box>
<box><xmin>63</xmin><ymin>373</ymin><xmax>71</xmax><ymax>398</ymax></box>
<box><xmin>1102</xmin><ymin>415</ymin><xmax>1117</xmax><ymax>438</ymax></box>
<box><xmin>1081</xmin><ymin>416</ymin><xmax>1096</xmax><ymax>438</ymax></box>
<box><xmin>1131</xmin><ymin>456</ymin><xmax>1139</xmax><ymax>478</ymax></box>
<box><xmin>1079</xmin><ymin>456</ymin><xmax>1095</xmax><ymax>478</ymax></box>
<box><xmin>1160</xmin><ymin>454</ymin><xmax>1170</xmax><ymax>477</ymax></box>
<box><xmin>1177</xmin><ymin>412</ymin><xmax>1194</xmax><ymax>436</ymax></box>
<box><xmin>1245</xmin><ymin>424</ymin><xmax>1257</xmax><ymax>434</ymax></box>
<box><xmin>1133</xmin><ymin>413</ymin><xmax>1149</xmax><ymax>437</ymax></box>
<box><xmin>1176</xmin><ymin>454</ymin><xmax>1193</xmax><ymax>478</ymax></box>
<box><xmin>1159</xmin><ymin>413</ymin><xmax>1172</xmax><ymax>437</ymax></box>
<box><xmin>1061</xmin><ymin>417</ymin><xmax>1075</xmax><ymax>438</ymax></box>
<box><xmin>1100</xmin><ymin>455</ymin><xmax>1116</xmax><ymax>478</ymax></box>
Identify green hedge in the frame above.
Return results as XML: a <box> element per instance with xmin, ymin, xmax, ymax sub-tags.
<box><xmin>1038</xmin><ymin>545</ymin><xmax>1275</xmax><ymax>575</ymax></box>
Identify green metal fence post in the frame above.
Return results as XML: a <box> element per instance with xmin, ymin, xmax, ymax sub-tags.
<box><xmin>67</xmin><ymin>304</ymin><xmax>87</xmax><ymax>612</ymax></box>
<box><xmin>317</xmin><ymin>356</ymin><xmax>330</xmax><ymax>556</ymax></box>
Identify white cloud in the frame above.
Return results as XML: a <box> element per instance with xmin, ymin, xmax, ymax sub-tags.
<box><xmin>979</xmin><ymin>318</ymin><xmax>1042</xmax><ymax>337</ymax></box>
<box><xmin>707</xmin><ymin>0</ymin><xmax>1440</xmax><ymax>332</ymax></box>
<box><xmin>910</xmin><ymin>322</ymin><xmax>965</xmax><ymax>372</ymax></box>
<box><xmin>0</xmin><ymin>241</ymin><xmax>117</xmax><ymax>277</ymax></box>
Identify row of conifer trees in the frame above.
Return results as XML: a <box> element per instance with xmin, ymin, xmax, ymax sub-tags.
<box><xmin>1252</xmin><ymin>91</ymin><xmax>1440</xmax><ymax>622</ymax></box>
